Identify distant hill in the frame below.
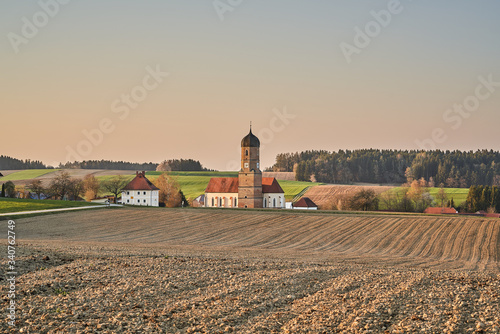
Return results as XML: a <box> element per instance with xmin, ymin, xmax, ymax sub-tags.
<box><xmin>61</xmin><ymin>159</ymin><xmax>209</xmax><ymax>171</ymax></box>
<box><xmin>0</xmin><ymin>156</ymin><xmax>209</xmax><ymax>172</ymax></box>
<box><xmin>60</xmin><ymin>160</ymin><xmax>158</xmax><ymax>171</ymax></box>
<box><xmin>0</xmin><ymin>155</ymin><xmax>47</xmax><ymax>170</ymax></box>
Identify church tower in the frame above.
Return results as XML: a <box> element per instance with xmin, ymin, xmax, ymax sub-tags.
<box><xmin>238</xmin><ymin>126</ymin><xmax>263</xmax><ymax>208</ymax></box>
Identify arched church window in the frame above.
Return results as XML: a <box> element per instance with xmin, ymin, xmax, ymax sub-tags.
<box><xmin>245</xmin><ymin>150</ymin><xmax>248</xmax><ymax>156</ymax></box>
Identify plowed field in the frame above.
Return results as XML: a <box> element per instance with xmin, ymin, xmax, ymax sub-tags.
<box><xmin>3</xmin><ymin>208</ymin><xmax>499</xmax><ymax>333</ymax></box>
<box><xmin>302</xmin><ymin>184</ymin><xmax>394</xmax><ymax>208</ymax></box>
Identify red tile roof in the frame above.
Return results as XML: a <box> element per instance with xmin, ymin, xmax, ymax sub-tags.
<box><xmin>205</xmin><ymin>178</ymin><xmax>239</xmax><ymax>193</ymax></box>
<box><xmin>294</xmin><ymin>197</ymin><xmax>317</xmax><ymax>208</ymax></box>
<box><xmin>205</xmin><ymin>177</ymin><xmax>284</xmax><ymax>194</ymax></box>
<box><xmin>262</xmin><ymin>177</ymin><xmax>284</xmax><ymax>194</ymax></box>
<box><xmin>122</xmin><ymin>171</ymin><xmax>159</xmax><ymax>191</ymax></box>
<box><xmin>424</xmin><ymin>207</ymin><xmax>458</xmax><ymax>214</ymax></box>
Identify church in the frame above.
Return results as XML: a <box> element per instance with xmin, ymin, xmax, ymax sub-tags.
<box><xmin>204</xmin><ymin>128</ymin><xmax>285</xmax><ymax>208</ymax></box>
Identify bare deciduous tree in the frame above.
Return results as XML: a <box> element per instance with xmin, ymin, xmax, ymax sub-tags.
<box><xmin>156</xmin><ymin>161</ymin><xmax>172</xmax><ymax>172</ymax></box>
<box><xmin>49</xmin><ymin>171</ymin><xmax>72</xmax><ymax>200</ymax></box>
<box><xmin>101</xmin><ymin>176</ymin><xmax>128</xmax><ymax>203</ymax></box>
<box><xmin>28</xmin><ymin>179</ymin><xmax>45</xmax><ymax>199</ymax></box>
<box><xmin>68</xmin><ymin>179</ymin><xmax>85</xmax><ymax>201</ymax></box>
<box><xmin>436</xmin><ymin>187</ymin><xmax>448</xmax><ymax>207</ymax></box>
<box><xmin>348</xmin><ymin>189</ymin><xmax>378</xmax><ymax>211</ymax></box>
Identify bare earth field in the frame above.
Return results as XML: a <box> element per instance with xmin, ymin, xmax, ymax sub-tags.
<box><xmin>304</xmin><ymin>185</ymin><xmax>394</xmax><ymax>208</ymax></box>
<box><xmin>1</xmin><ymin>208</ymin><xmax>500</xmax><ymax>333</ymax></box>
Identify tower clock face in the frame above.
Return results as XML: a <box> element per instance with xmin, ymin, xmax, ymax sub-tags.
<box><xmin>244</xmin><ymin>163</ymin><xmax>249</xmax><ymax>168</ymax></box>
<box><xmin>257</xmin><ymin>163</ymin><xmax>259</xmax><ymax>169</ymax></box>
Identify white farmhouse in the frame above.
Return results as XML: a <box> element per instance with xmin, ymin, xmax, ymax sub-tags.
<box><xmin>121</xmin><ymin>171</ymin><xmax>159</xmax><ymax>207</ymax></box>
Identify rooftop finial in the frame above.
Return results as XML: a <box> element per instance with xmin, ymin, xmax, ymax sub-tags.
<box><xmin>250</xmin><ymin>121</ymin><xmax>252</xmax><ymax>132</ymax></box>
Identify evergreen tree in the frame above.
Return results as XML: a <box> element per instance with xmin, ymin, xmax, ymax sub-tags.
<box><xmin>1</xmin><ymin>183</ymin><xmax>4</xmax><ymax>197</ymax></box>
<box><xmin>4</xmin><ymin>181</ymin><xmax>16</xmax><ymax>198</ymax></box>
<box><xmin>179</xmin><ymin>190</ymin><xmax>189</xmax><ymax>207</ymax></box>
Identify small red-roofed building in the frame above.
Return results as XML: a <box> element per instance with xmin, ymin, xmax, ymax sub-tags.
<box><xmin>424</xmin><ymin>207</ymin><xmax>458</xmax><ymax>214</ymax></box>
<box><xmin>293</xmin><ymin>197</ymin><xmax>318</xmax><ymax>210</ymax></box>
<box><xmin>121</xmin><ymin>171</ymin><xmax>159</xmax><ymax>206</ymax></box>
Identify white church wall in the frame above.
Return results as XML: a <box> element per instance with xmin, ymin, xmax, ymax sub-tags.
<box><xmin>205</xmin><ymin>193</ymin><xmax>238</xmax><ymax>208</ymax></box>
<box><xmin>263</xmin><ymin>193</ymin><xmax>285</xmax><ymax>208</ymax></box>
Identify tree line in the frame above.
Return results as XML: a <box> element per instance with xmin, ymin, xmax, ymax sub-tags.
<box><xmin>270</xmin><ymin>149</ymin><xmax>500</xmax><ymax>187</ymax></box>
<box><xmin>59</xmin><ymin>160</ymin><xmax>158</xmax><ymax>170</ymax></box>
<box><xmin>465</xmin><ymin>186</ymin><xmax>500</xmax><ymax>213</ymax></box>
<box><xmin>0</xmin><ymin>155</ymin><xmax>208</xmax><ymax>172</ymax></box>
<box><xmin>156</xmin><ymin>159</ymin><xmax>209</xmax><ymax>171</ymax></box>
<box><xmin>0</xmin><ymin>155</ymin><xmax>48</xmax><ymax>169</ymax></box>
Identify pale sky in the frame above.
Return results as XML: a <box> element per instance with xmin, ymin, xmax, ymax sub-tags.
<box><xmin>1</xmin><ymin>1</ymin><xmax>500</xmax><ymax>170</ymax></box>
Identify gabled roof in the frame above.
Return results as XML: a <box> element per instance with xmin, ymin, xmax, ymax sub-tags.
<box><xmin>294</xmin><ymin>197</ymin><xmax>317</xmax><ymax>208</ymax></box>
<box><xmin>262</xmin><ymin>177</ymin><xmax>284</xmax><ymax>194</ymax></box>
<box><xmin>205</xmin><ymin>177</ymin><xmax>239</xmax><ymax>193</ymax></box>
<box><xmin>122</xmin><ymin>171</ymin><xmax>159</xmax><ymax>191</ymax></box>
<box><xmin>205</xmin><ymin>177</ymin><xmax>284</xmax><ymax>194</ymax></box>
<box><xmin>424</xmin><ymin>207</ymin><xmax>458</xmax><ymax>214</ymax></box>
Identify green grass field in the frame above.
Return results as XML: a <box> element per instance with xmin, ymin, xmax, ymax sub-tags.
<box><xmin>427</xmin><ymin>187</ymin><xmax>469</xmax><ymax>206</ymax></box>
<box><xmin>384</xmin><ymin>187</ymin><xmax>469</xmax><ymax>206</ymax></box>
<box><xmin>278</xmin><ymin>180</ymin><xmax>322</xmax><ymax>201</ymax></box>
<box><xmin>0</xmin><ymin>197</ymin><xmax>98</xmax><ymax>214</ymax></box>
<box><xmin>0</xmin><ymin>169</ymin><xmax>59</xmax><ymax>181</ymax></box>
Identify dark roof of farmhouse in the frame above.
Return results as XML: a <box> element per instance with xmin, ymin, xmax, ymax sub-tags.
<box><xmin>205</xmin><ymin>177</ymin><xmax>284</xmax><ymax>194</ymax></box>
<box><xmin>424</xmin><ymin>207</ymin><xmax>458</xmax><ymax>214</ymax></box>
<box><xmin>294</xmin><ymin>197</ymin><xmax>317</xmax><ymax>208</ymax></box>
<box><xmin>122</xmin><ymin>171</ymin><xmax>159</xmax><ymax>191</ymax></box>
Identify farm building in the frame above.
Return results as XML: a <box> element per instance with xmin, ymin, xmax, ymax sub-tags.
<box><xmin>424</xmin><ymin>207</ymin><xmax>458</xmax><ymax>214</ymax></box>
<box><xmin>204</xmin><ymin>127</ymin><xmax>285</xmax><ymax>209</ymax></box>
<box><xmin>192</xmin><ymin>195</ymin><xmax>205</xmax><ymax>207</ymax></box>
<box><xmin>121</xmin><ymin>171</ymin><xmax>159</xmax><ymax>207</ymax></box>
<box><xmin>293</xmin><ymin>197</ymin><xmax>318</xmax><ymax>210</ymax></box>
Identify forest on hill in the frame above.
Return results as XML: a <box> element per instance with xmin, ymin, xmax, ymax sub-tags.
<box><xmin>269</xmin><ymin>149</ymin><xmax>500</xmax><ymax>188</ymax></box>
<box><xmin>0</xmin><ymin>155</ymin><xmax>48</xmax><ymax>170</ymax></box>
<box><xmin>0</xmin><ymin>156</ymin><xmax>207</xmax><ymax>172</ymax></box>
